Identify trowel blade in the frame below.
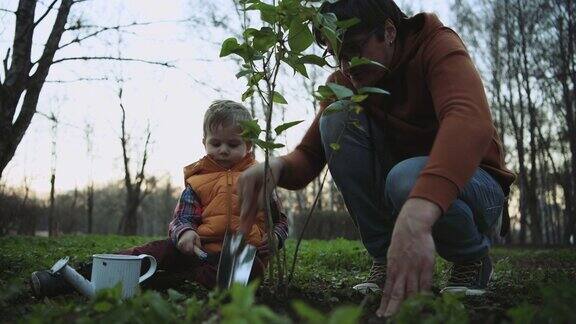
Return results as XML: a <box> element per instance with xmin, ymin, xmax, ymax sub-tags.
<box><xmin>217</xmin><ymin>232</ymin><xmax>257</xmax><ymax>289</ymax></box>
<box><xmin>216</xmin><ymin>230</ymin><xmax>234</xmax><ymax>289</ymax></box>
<box><xmin>231</xmin><ymin>243</ymin><xmax>256</xmax><ymax>286</ymax></box>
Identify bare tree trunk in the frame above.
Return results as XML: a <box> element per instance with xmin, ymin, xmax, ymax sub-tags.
<box><xmin>120</xmin><ymin>193</ymin><xmax>140</xmax><ymax>236</ymax></box>
<box><xmin>86</xmin><ymin>183</ymin><xmax>94</xmax><ymax>233</ymax></box>
<box><xmin>0</xmin><ymin>0</ymin><xmax>73</xmax><ymax>179</ymax></box>
<box><xmin>116</xmin><ymin>88</ymin><xmax>152</xmax><ymax>235</ymax></box>
<box><xmin>69</xmin><ymin>187</ymin><xmax>79</xmax><ymax>233</ymax></box>
<box><xmin>48</xmin><ymin>173</ymin><xmax>57</xmax><ymax>237</ymax></box>
<box><xmin>516</xmin><ymin>0</ymin><xmax>542</xmax><ymax>244</ymax></box>
<box><xmin>47</xmin><ymin>112</ymin><xmax>59</xmax><ymax>237</ymax></box>
<box><xmin>16</xmin><ymin>179</ymin><xmax>31</xmax><ymax>235</ymax></box>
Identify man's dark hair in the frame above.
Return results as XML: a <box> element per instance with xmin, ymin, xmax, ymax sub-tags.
<box><xmin>314</xmin><ymin>0</ymin><xmax>408</xmax><ymax>47</ymax></box>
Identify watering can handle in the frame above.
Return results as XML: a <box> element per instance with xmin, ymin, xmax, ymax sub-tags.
<box><xmin>137</xmin><ymin>254</ymin><xmax>157</xmax><ymax>283</ymax></box>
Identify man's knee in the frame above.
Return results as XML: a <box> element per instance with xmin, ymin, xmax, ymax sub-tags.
<box><xmin>319</xmin><ymin>110</ymin><xmax>348</xmax><ymax>146</ymax></box>
<box><xmin>385</xmin><ymin>157</ymin><xmax>428</xmax><ymax>209</ymax></box>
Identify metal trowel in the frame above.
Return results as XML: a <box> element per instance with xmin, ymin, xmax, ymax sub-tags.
<box><xmin>216</xmin><ymin>231</ymin><xmax>257</xmax><ymax>289</ymax></box>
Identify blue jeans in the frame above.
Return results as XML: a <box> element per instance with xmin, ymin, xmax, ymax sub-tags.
<box><xmin>319</xmin><ymin>110</ymin><xmax>505</xmax><ymax>263</ymax></box>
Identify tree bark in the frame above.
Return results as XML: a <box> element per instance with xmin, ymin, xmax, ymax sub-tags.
<box><xmin>0</xmin><ymin>0</ymin><xmax>73</xmax><ymax>179</ymax></box>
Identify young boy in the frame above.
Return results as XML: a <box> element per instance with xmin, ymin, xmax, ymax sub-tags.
<box><xmin>31</xmin><ymin>100</ymin><xmax>288</xmax><ymax>297</ymax></box>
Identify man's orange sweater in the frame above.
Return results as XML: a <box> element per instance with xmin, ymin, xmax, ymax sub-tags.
<box><xmin>279</xmin><ymin>13</ymin><xmax>516</xmax><ymax>213</ymax></box>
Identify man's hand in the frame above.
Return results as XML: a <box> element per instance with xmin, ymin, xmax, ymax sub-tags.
<box><xmin>238</xmin><ymin>157</ymin><xmax>285</xmax><ymax>234</ymax></box>
<box><xmin>177</xmin><ymin>230</ymin><xmax>204</xmax><ymax>257</ymax></box>
<box><xmin>377</xmin><ymin>198</ymin><xmax>442</xmax><ymax>318</ymax></box>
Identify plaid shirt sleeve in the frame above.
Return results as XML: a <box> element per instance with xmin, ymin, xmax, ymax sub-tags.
<box><xmin>168</xmin><ymin>186</ymin><xmax>203</xmax><ymax>246</ymax></box>
<box><xmin>271</xmin><ymin>198</ymin><xmax>289</xmax><ymax>248</ymax></box>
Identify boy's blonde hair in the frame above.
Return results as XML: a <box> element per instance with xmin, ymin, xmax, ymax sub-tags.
<box><xmin>203</xmin><ymin>100</ymin><xmax>252</xmax><ymax>138</ymax></box>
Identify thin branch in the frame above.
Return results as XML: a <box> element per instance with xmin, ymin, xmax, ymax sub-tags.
<box><xmin>136</xmin><ymin>125</ymin><xmax>152</xmax><ymax>190</ymax></box>
<box><xmin>45</xmin><ymin>76</ymin><xmax>109</xmax><ymax>83</ymax></box>
<box><xmin>0</xmin><ymin>8</ymin><xmax>15</xmax><ymax>14</ymax></box>
<box><xmin>33</xmin><ymin>0</ymin><xmax>58</xmax><ymax>28</ymax></box>
<box><xmin>288</xmin><ymin>114</ymin><xmax>348</xmax><ymax>286</ymax></box>
<box><xmin>3</xmin><ymin>48</ymin><xmax>9</xmax><ymax>77</ymax></box>
<box><xmin>35</xmin><ymin>110</ymin><xmax>58</xmax><ymax>123</ymax></box>
<box><xmin>64</xmin><ymin>17</ymin><xmax>200</xmax><ymax>31</ymax></box>
<box><xmin>51</xmin><ymin>56</ymin><xmax>176</xmax><ymax>68</ymax></box>
<box><xmin>59</xmin><ymin>21</ymin><xmax>158</xmax><ymax>49</ymax></box>
<box><xmin>119</xmin><ymin>88</ymin><xmax>133</xmax><ymax>192</ymax></box>
<box><xmin>36</xmin><ymin>110</ymin><xmax>82</xmax><ymax>130</ymax></box>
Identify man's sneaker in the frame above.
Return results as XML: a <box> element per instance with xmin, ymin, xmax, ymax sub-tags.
<box><xmin>30</xmin><ymin>270</ymin><xmax>74</xmax><ymax>298</ymax></box>
<box><xmin>441</xmin><ymin>255</ymin><xmax>493</xmax><ymax>296</ymax></box>
<box><xmin>352</xmin><ymin>261</ymin><xmax>387</xmax><ymax>294</ymax></box>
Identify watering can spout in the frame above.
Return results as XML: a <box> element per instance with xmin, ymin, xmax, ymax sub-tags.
<box><xmin>51</xmin><ymin>257</ymin><xmax>95</xmax><ymax>298</ymax></box>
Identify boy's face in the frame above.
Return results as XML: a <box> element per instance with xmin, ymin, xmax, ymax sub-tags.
<box><xmin>203</xmin><ymin>124</ymin><xmax>250</xmax><ymax>169</ymax></box>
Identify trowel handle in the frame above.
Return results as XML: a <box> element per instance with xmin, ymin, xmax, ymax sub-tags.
<box><xmin>137</xmin><ymin>254</ymin><xmax>157</xmax><ymax>283</ymax></box>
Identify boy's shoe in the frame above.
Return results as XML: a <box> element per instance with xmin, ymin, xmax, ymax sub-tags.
<box><xmin>441</xmin><ymin>255</ymin><xmax>493</xmax><ymax>296</ymax></box>
<box><xmin>30</xmin><ymin>270</ymin><xmax>74</xmax><ymax>298</ymax></box>
<box><xmin>352</xmin><ymin>261</ymin><xmax>387</xmax><ymax>294</ymax></box>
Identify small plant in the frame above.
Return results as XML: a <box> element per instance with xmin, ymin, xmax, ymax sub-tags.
<box><xmin>393</xmin><ymin>292</ymin><xmax>469</xmax><ymax>324</ymax></box>
<box><xmin>293</xmin><ymin>300</ymin><xmax>362</xmax><ymax>324</ymax></box>
<box><xmin>220</xmin><ymin>283</ymin><xmax>290</xmax><ymax>324</ymax></box>
<box><xmin>219</xmin><ymin>0</ymin><xmax>389</xmax><ymax>289</ymax></box>
<box><xmin>507</xmin><ymin>279</ymin><xmax>576</xmax><ymax>324</ymax></box>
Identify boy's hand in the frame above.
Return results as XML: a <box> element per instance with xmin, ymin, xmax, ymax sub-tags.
<box><xmin>177</xmin><ymin>230</ymin><xmax>205</xmax><ymax>258</ymax></box>
<box><xmin>256</xmin><ymin>233</ymin><xmax>279</xmax><ymax>259</ymax></box>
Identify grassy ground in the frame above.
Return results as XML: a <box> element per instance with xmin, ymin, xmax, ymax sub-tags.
<box><xmin>0</xmin><ymin>235</ymin><xmax>575</xmax><ymax>323</ymax></box>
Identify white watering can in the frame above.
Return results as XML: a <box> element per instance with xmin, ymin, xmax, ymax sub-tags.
<box><xmin>50</xmin><ymin>254</ymin><xmax>157</xmax><ymax>299</ymax></box>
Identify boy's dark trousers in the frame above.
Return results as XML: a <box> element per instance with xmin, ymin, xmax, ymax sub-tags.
<box><xmin>77</xmin><ymin>239</ymin><xmax>267</xmax><ymax>290</ymax></box>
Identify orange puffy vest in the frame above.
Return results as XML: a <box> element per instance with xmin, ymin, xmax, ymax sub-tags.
<box><xmin>183</xmin><ymin>154</ymin><xmax>266</xmax><ymax>253</ymax></box>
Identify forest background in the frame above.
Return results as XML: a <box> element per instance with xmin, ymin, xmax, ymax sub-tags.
<box><xmin>0</xmin><ymin>0</ymin><xmax>574</xmax><ymax>247</ymax></box>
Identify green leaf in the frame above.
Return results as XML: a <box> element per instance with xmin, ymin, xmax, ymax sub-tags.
<box><xmin>239</xmin><ymin>119</ymin><xmax>262</xmax><ymax>139</ymax></box>
<box><xmin>242</xmin><ymin>27</ymin><xmax>258</xmax><ymax>39</ymax></box>
<box><xmin>349</xmin><ymin>57</ymin><xmax>387</xmax><ymax>69</ymax></box>
<box><xmin>351</xmin><ymin>94</ymin><xmax>369</xmax><ymax>103</ymax></box>
<box><xmin>251</xmin><ymin>27</ymin><xmax>276</xmax><ymax>52</ymax></box>
<box><xmin>357</xmin><ymin>87</ymin><xmax>390</xmax><ymax>95</ymax></box>
<box><xmin>272</xmin><ymin>91</ymin><xmax>288</xmax><ymax>104</ymax></box>
<box><xmin>230</xmin><ymin>283</ymin><xmax>256</xmax><ymax>308</ymax></box>
<box><xmin>241</xmin><ymin>88</ymin><xmax>255</xmax><ymax>101</ymax></box>
<box><xmin>315</xmin><ymin>85</ymin><xmax>335</xmax><ymax>101</ymax></box>
<box><xmin>330</xmin><ymin>143</ymin><xmax>341</xmax><ymax>151</ymax></box>
<box><xmin>327</xmin><ymin>82</ymin><xmax>354</xmax><ymax>99</ymax></box>
<box><xmin>288</xmin><ymin>20</ymin><xmax>314</xmax><ymax>53</ymax></box>
<box><xmin>283</xmin><ymin>54</ymin><xmax>309</xmax><ymax>78</ymax></box>
<box><xmin>293</xmin><ymin>300</ymin><xmax>326</xmax><ymax>322</ymax></box>
<box><xmin>299</xmin><ymin>54</ymin><xmax>327</xmax><ymax>66</ymax></box>
<box><xmin>167</xmin><ymin>289</ymin><xmax>186</xmax><ymax>302</ymax></box>
<box><xmin>327</xmin><ymin>305</ymin><xmax>362</xmax><ymax>324</ymax></box>
<box><xmin>321</xmin><ymin>27</ymin><xmax>340</xmax><ymax>58</ymax></box>
<box><xmin>316</xmin><ymin>12</ymin><xmax>338</xmax><ymax>31</ymax></box>
<box><xmin>248</xmin><ymin>72</ymin><xmax>264</xmax><ymax>86</ymax></box>
<box><xmin>289</xmin><ymin>61</ymin><xmax>308</xmax><ymax>78</ymax></box>
<box><xmin>255</xmin><ymin>139</ymin><xmax>285</xmax><ymax>150</ymax></box>
<box><xmin>246</xmin><ymin>3</ymin><xmax>278</xmax><ymax>24</ymax></box>
<box><xmin>93</xmin><ymin>301</ymin><xmax>113</xmax><ymax>313</ymax></box>
<box><xmin>220</xmin><ymin>37</ymin><xmax>240</xmax><ymax>57</ymax></box>
<box><xmin>322</xmin><ymin>100</ymin><xmax>353</xmax><ymax>115</ymax></box>
<box><xmin>235</xmin><ymin>69</ymin><xmax>254</xmax><ymax>79</ymax></box>
<box><xmin>275</xmin><ymin>120</ymin><xmax>304</xmax><ymax>135</ymax></box>
<box><xmin>335</xmin><ymin>17</ymin><xmax>361</xmax><ymax>29</ymax></box>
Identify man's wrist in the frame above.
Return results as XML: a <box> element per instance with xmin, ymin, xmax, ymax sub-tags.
<box><xmin>401</xmin><ymin>198</ymin><xmax>442</xmax><ymax>230</ymax></box>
